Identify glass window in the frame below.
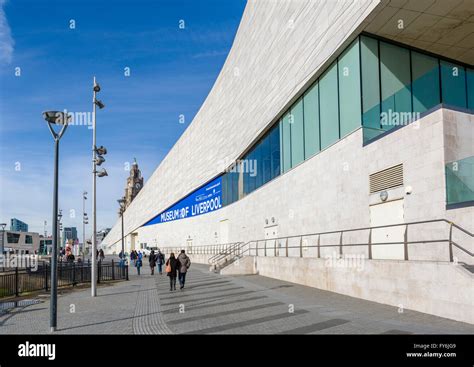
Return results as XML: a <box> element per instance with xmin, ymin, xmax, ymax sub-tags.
<box><xmin>255</xmin><ymin>142</ymin><xmax>263</xmax><ymax>189</ymax></box>
<box><xmin>290</xmin><ymin>98</ymin><xmax>304</xmax><ymax>167</ymax></box>
<box><xmin>303</xmin><ymin>83</ymin><xmax>320</xmax><ymax>158</ymax></box>
<box><xmin>248</xmin><ymin>149</ymin><xmax>256</xmax><ymax>193</ymax></box>
<box><xmin>412</xmin><ymin>51</ymin><xmax>440</xmax><ymax>114</ymax></box>
<box><xmin>243</xmin><ymin>155</ymin><xmax>249</xmax><ymax>196</ymax></box>
<box><xmin>25</xmin><ymin>235</ymin><xmax>33</xmax><ymax>244</ymax></box>
<box><xmin>319</xmin><ymin>62</ymin><xmax>340</xmax><ymax>149</ymax></box>
<box><xmin>7</xmin><ymin>232</ymin><xmax>20</xmax><ymax>244</ymax></box>
<box><xmin>338</xmin><ymin>39</ymin><xmax>361</xmax><ymax>137</ymax></box>
<box><xmin>361</xmin><ymin>36</ymin><xmax>380</xmax><ymax>130</ymax></box>
<box><xmin>380</xmin><ymin>41</ymin><xmax>412</xmax><ymax>129</ymax></box>
<box><xmin>270</xmin><ymin>123</ymin><xmax>281</xmax><ymax>179</ymax></box>
<box><xmin>232</xmin><ymin>171</ymin><xmax>239</xmax><ymax>202</ymax></box>
<box><xmin>467</xmin><ymin>68</ymin><xmax>474</xmax><ymax>110</ymax></box>
<box><xmin>441</xmin><ymin>61</ymin><xmax>467</xmax><ymax>108</ymax></box>
<box><xmin>222</xmin><ymin>173</ymin><xmax>228</xmax><ymax>205</ymax></box>
<box><xmin>282</xmin><ymin>114</ymin><xmax>292</xmax><ymax>172</ymax></box>
<box><xmin>261</xmin><ymin>134</ymin><xmax>271</xmax><ymax>184</ymax></box>
<box><xmin>446</xmin><ymin>156</ymin><xmax>474</xmax><ymax>205</ymax></box>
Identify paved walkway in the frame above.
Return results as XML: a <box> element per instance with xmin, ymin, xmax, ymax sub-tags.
<box><xmin>1</xmin><ymin>263</ymin><xmax>473</xmax><ymax>334</ymax></box>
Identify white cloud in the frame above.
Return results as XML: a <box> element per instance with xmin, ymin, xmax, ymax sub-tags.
<box><xmin>0</xmin><ymin>0</ymin><xmax>13</xmax><ymax>63</ymax></box>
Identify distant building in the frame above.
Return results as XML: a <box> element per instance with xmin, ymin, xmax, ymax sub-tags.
<box><xmin>1</xmin><ymin>230</ymin><xmax>40</xmax><ymax>254</ymax></box>
<box><xmin>96</xmin><ymin>228</ymin><xmax>111</xmax><ymax>247</ymax></box>
<box><xmin>123</xmin><ymin>159</ymin><xmax>143</xmax><ymax>210</ymax></box>
<box><xmin>10</xmin><ymin>218</ymin><xmax>28</xmax><ymax>232</ymax></box>
<box><xmin>62</xmin><ymin>227</ymin><xmax>78</xmax><ymax>246</ymax></box>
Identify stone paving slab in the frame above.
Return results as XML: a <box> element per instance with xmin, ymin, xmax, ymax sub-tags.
<box><xmin>0</xmin><ymin>262</ymin><xmax>473</xmax><ymax>334</ymax></box>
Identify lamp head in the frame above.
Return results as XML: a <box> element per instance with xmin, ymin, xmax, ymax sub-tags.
<box><xmin>95</xmin><ymin>99</ymin><xmax>105</xmax><ymax>109</ymax></box>
<box><xmin>93</xmin><ymin>83</ymin><xmax>101</xmax><ymax>92</ymax></box>
<box><xmin>42</xmin><ymin>111</ymin><xmax>71</xmax><ymax>125</ymax></box>
<box><xmin>97</xmin><ymin>168</ymin><xmax>108</xmax><ymax>178</ymax></box>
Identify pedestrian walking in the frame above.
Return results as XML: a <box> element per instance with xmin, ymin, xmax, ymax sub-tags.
<box><xmin>135</xmin><ymin>254</ymin><xmax>142</xmax><ymax>276</ymax></box>
<box><xmin>130</xmin><ymin>250</ymin><xmax>137</xmax><ymax>266</ymax></box>
<box><xmin>177</xmin><ymin>249</ymin><xmax>191</xmax><ymax>290</ymax></box>
<box><xmin>157</xmin><ymin>250</ymin><xmax>165</xmax><ymax>275</ymax></box>
<box><xmin>99</xmin><ymin>249</ymin><xmax>105</xmax><ymax>262</ymax></box>
<box><xmin>149</xmin><ymin>250</ymin><xmax>157</xmax><ymax>275</ymax></box>
<box><xmin>165</xmin><ymin>252</ymin><xmax>179</xmax><ymax>291</ymax></box>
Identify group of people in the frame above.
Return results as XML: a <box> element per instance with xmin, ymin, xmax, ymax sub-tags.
<box><xmin>165</xmin><ymin>250</ymin><xmax>191</xmax><ymax>291</ymax></box>
<box><xmin>148</xmin><ymin>250</ymin><xmax>165</xmax><ymax>275</ymax></box>
<box><xmin>126</xmin><ymin>248</ymin><xmax>191</xmax><ymax>291</ymax></box>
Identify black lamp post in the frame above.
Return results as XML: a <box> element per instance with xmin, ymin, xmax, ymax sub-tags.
<box><xmin>43</xmin><ymin>110</ymin><xmax>70</xmax><ymax>332</ymax></box>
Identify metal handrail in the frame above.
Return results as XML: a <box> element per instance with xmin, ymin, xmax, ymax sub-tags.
<box><xmin>207</xmin><ymin>219</ymin><xmax>473</xmax><ymax>268</ymax></box>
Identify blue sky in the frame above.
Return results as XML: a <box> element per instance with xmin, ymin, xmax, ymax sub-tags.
<box><xmin>0</xmin><ymin>0</ymin><xmax>246</xmax><ymax>238</ymax></box>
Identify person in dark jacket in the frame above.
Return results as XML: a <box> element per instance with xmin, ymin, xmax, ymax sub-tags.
<box><xmin>166</xmin><ymin>253</ymin><xmax>179</xmax><ymax>291</ymax></box>
<box><xmin>177</xmin><ymin>249</ymin><xmax>191</xmax><ymax>289</ymax></box>
<box><xmin>149</xmin><ymin>250</ymin><xmax>157</xmax><ymax>275</ymax></box>
<box><xmin>157</xmin><ymin>250</ymin><xmax>165</xmax><ymax>275</ymax></box>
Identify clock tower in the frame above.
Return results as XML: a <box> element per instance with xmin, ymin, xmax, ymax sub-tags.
<box><xmin>123</xmin><ymin>158</ymin><xmax>144</xmax><ymax>210</ymax></box>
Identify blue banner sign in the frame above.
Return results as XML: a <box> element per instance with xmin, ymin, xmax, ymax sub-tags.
<box><xmin>144</xmin><ymin>176</ymin><xmax>222</xmax><ymax>226</ymax></box>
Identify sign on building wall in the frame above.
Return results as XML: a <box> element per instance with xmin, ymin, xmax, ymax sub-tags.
<box><xmin>143</xmin><ymin>176</ymin><xmax>222</xmax><ymax>226</ymax></box>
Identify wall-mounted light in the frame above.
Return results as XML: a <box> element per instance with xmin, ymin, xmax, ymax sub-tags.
<box><xmin>380</xmin><ymin>191</ymin><xmax>388</xmax><ymax>202</ymax></box>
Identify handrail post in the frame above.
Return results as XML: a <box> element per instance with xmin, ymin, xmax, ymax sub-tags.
<box><xmin>264</xmin><ymin>240</ymin><xmax>267</xmax><ymax>257</ymax></box>
<box><xmin>44</xmin><ymin>263</ymin><xmax>48</xmax><ymax>291</ymax></box>
<box><xmin>317</xmin><ymin>234</ymin><xmax>320</xmax><ymax>259</ymax></box>
<box><xmin>256</xmin><ymin>241</ymin><xmax>259</xmax><ymax>257</ymax></box>
<box><xmin>274</xmin><ymin>239</ymin><xmax>277</xmax><ymax>257</ymax></box>
<box><xmin>15</xmin><ymin>266</ymin><xmax>19</xmax><ymax>297</ymax></box>
<box><xmin>449</xmin><ymin>223</ymin><xmax>454</xmax><ymax>262</ymax></box>
<box><xmin>300</xmin><ymin>236</ymin><xmax>303</xmax><ymax>258</ymax></box>
<box><xmin>368</xmin><ymin>229</ymin><xmax>372</xmax><ymax>260</ymax></box>
<box><xmin>339</xmin><ymin>232</ymin><xmax>343</xmax><ymax>256</ymax></box>
<box><xmin>404</xmin><ymin>224</ymin><xmax>409</xmax><ymax>261</ymax></box>
<box><xmin>112</xmin><ymin>259</ymin><xmax>115</xmax><ymax>280</ymax></box>
<box><xmin>285</xmin><ymin>238</ymin><xmax>288</xmax><ymax>257</ymax></box>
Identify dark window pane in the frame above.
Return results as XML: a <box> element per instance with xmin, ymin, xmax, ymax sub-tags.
<box><xmin>319</xmin><ymin>62</ymin><xmax>339</xmax><ymax>149</ymax></box>
<box><xmin>412</xmin><ymin>51</ymin><xmax>440</xmax><ymax>114</ymax></box>
<box><xmin>271</xmin><ymin>123</ymin><xmax>281</xmax><ymax>179</ymax></box>
<box><xmin>466</xmin><ymin>68</ymin><xmax>474</xmax><ymax>110</ymax></box>
<box><xmin>282</xmin><ymin>113</ymin><xmax>292</xmax><ymax>172</ymax></box>
<box><xmin>441</xmin><ymin>61</ymin><xmax>467</xmax><ymax>108</ymax></box>
<box><xmin>303</xmin><ymin>83</ymin><xmax>320</xmax><ymax>158</ymax></box>
<box><xmin>290</xmin><ymin>98</ymin><xmax>304</xmax><ymax>167</ymax></box>
<box><xmin>361</xmin><ymin>36</ymin><xmax>380</xmax><ymax>130</ymax></box>
<box><xmin>380</xmin><ymin>41</ymin><xmax>412</xmax><ymax>129</ymax></box>
<box><xmin>338</xmin><ymin>38</ymin><xmax>361</xmax><ymax>137</ymax></box>
<box><xmin>262</xmin><ymin>134</ymin><xmax>271</xmax><ymax>184</ymax></box>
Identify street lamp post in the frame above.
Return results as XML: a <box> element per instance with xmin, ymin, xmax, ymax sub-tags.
<box><xmin>91</xmin><ymin>77</ymin><xmax>107</xmax><ymax>297</ymax></box>
<box><xmin>0</xmin><ymin>223</ymin><xmax>6</xmax><ymax>255</ymax></box>
<box><xmin>42</xmin><ymin>110</ymin><xmax>70</xmax><ymax>333</ymax></box>
<box><xmin>82</xmin><ymin>191</ymin><xmax>88</xmax><ymax>260</ymax></box>
<box><xmin>117</xmin><ymin>198</ymin><xmax>125</xmax><ymax>258</ymax></box>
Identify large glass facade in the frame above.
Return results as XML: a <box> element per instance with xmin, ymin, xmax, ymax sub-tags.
<box><xmin>361</xmin><ymin>35</ymin><xmax>472</xmax><ymax>143</ymax></box>
<box><xmin>218</xmin><ymin>34</ymin><xmax>473</xmax><ymax>207</ymax></box>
